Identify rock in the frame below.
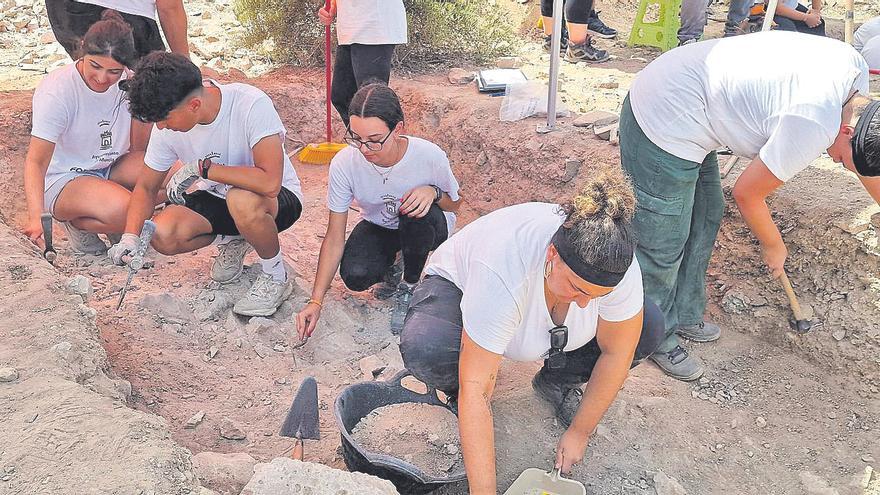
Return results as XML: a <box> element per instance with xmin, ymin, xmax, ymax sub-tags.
<box><xmin>561</xmin><ymin>159</ymin><xmax>582</xmax><ymax>183</ymax></box>
<box><xmin>863</xmin><ymin>454</ymin><xmax>875</xmax><ymax>463</ymax></box>
<box><xmin>594</xmin><ymin>122</ymin><xmax>618</xmax><ymax>141</ymax></box>
<box><xmin>653</xmin><ymin>470</ymin><xmax>687</xmax><ymax>495</ymax></box>
<box><xmin>871</xmin><ymin>212</ymin><xmax>880</xmax><ymax>229</ymax></box>
<box><xmin>721</xmin><ymin>290</ymin><xmax>750</xmax><ymax>314</ymax></box>
<box><xmin>208</xmin><ymin>346</ymin><xmax>219</xmax><ymax>359</ymax></box>
<box><xmin>494</xmin><ymin>56</ymin><xmax>521</xmax><ymax>69</ymax></box>
<box><xmin>835</xmin><ymin>220</ymin><xmax>870</xmax><ymax>235</ymax></box>
<box><xmin>444</xmin><ymin>443</ymin><xmax>459</xmax><ymax>456</ymax></box>
<box><xmin>359</xmin><ymin>355</ymin><xmax>387</xmax><ymax>381</ymax></box>
<box><xmin>201</xmin><ymin>10</ymin><xmax>213</xmax><ymax>19</ymax></box>
<box><xmin>39</xmin><ymin>31</ymin><xmax>54</xmax><ymax>43</ymax></box>
<box><xmin>219</xmin><ymin>417</ymin><xmax>246</xmax><ymax>440</ymax></box>
<box><xmin>240</xmin><ymin>458</ymin><xmax>398</xmax><ymax>495</ymax></box>
<box><xmin>598</xmin><ymin>79</ymin><xmax>619</xmax><ymax>89</ymax></box>
<box><xmin>139</xmin><ymin>293</ymin><xmax>191</xmax><ymax>322</ymax></box>
<box><xmin>447</xmin><ymin>68</ymin><xmax>475</xmax><ymax>85</ymax></box>
<box><xmin>0</xmin><ymin>367</ymin><xmax>19</xmax><ymax>382</ymax></box>
<box><xmin>253</xmin><ymin>343</ymin><xmax>270</xmax><ymax>359</ymax></box>
<box><xmin>831</xmin><ymin>328</ymin><xmax>847</xmax><ymax>341</ymax></box>
<box><xmin>185</xmin><ymin>411</ymin><xmax>206</xmax><ymax>429</ymax></box>
<box><xmin>192</xmin><ymin>452</ymin><xmax>257</xmax><ymax>495</ymax></box>
<box><xmin>65</xmin><ymin>275</ymin><xmax>92</xmax><ymax>301</ymax></box>
<box><xmin>427</xmin><ymin>433</ymin><xmax>442</xmax><ymax>447</ymax></box>
<box><xmin>755</xmin><ymin>416</ymin><xmax>767</xmax><ymax>428</ymax></box>
<box><xmin>245</xmin><ymin>317</ymin><xmax>287</xmax><ymax>347</ymax></box>
<box><xmin>573</xmin><ymin>110</ymin><xmax>618</xmax><ymax>127</ymax></box>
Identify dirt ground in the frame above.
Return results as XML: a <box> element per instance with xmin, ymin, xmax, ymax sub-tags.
<box><xmin>1</xmin><ymin>0</ymin><xmax>879</xmax><ymax>494</ymax></box>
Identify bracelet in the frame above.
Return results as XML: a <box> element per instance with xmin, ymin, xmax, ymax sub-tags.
<box><xmin>307</xmin><ymin>298</ymin><xmax>323</xmax><ymax>308</ymax></box>
<box><xmin>432</xmin><ymin>185</ymin><xmax>443</xmax><ymax>203</ymax></box>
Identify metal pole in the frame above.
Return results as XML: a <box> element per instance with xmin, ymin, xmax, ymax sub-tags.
<box><xmin>762</xmin><ymin>0</ymin><xmax>779</xmax><ymax>31</ymax></box>
<box><xmin>538</xmin><ymin>0</ymin><xmax>564</xmax><ymax>134</ymax></box>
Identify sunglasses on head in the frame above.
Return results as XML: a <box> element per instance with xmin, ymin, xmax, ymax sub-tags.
<box><xmin>547</xmin><ymin>324</ymin><xmax>568</xmax><ymax>369</ymax></box>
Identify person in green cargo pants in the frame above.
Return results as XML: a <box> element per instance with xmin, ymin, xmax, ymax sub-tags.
<box><xmin>619</xmin><ymin>32</ymin><xmax>880</xmax><ymax>381</ymax></box>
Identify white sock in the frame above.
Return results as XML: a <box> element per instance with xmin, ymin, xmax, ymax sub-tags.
<box><xmin>259</xmin><ymin>251</ymin><xmax>286</xmax><ymax>282</ymax></box>
<box><xmin>211</xmin><ymin>234</ymin><xmax>242</xmax><ymax>247</ymax></box>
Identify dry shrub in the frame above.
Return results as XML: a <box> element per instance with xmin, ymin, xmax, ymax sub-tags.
<box><xmin>233</xmin><ymin>0</ymin><xmax>516</xmax><ymax>69</ymax></box>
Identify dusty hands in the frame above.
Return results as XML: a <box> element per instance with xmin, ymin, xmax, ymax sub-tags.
<box><xmin>165</xmin><ymin>159</ymin><xmax>205</xmax><ymax>205</ymax></box>
<box><xmin>804</xmin><ymin>10</ymin><xmax>822</xmax><ymax>28</ymax></box>
<box><xmin>555</xmin><ymin>428</ymin><xmax>589</xmax><ymax>474</ymax></box>
<box><xmin>761</xmin><ymin>242</ymin><xmax>788</xmax><ymax>279</ymax></box>
<box><xmin>400</xmin><ymin>186</ymin><xmax>436</xmax><ymax>218</ymax></box>
<box><xmin>296</xmin><ymin>302</ymin><xmax>322</xmax><ymax>342</ymax></box>
<box><xmin>317</xmin><ymin>1</ymin><xmax>336</xmax><ymax>26</ymax></box>
<box><xmin>24</xmin><ymin>217</ymin><xmax>44</xmax><ymax>247</ymax></box>
<box><xmin>108</xmin><ymin>233</ymin><xmax>140</xmax><ymax>265</ymax></box>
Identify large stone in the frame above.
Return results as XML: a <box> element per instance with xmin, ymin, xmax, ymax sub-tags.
<box><xmin>192</xmin><ymin>452</ymin><xmax>257</xmax><ymax>495</ymax></box>
<box><xmin>0</xmin><ymin>367</ymin><xmax>19</xmax><ymax>382</ymax></box>
<box><xmin>65</xmin><ymin>275</ymin><xmax>92</xmax><ymax>302</ymax></box>
<box><xmin>219</xmin><ymin>417</ymin><xmax>247</xmax><ymax>441</ymax></box>
<box><xmin>653</xmin><ymin>471</ymin><xmax>688</xmax><ymax>495</ymax></box>
<box><xmin>241</xmin><ymin>458</ymin><xmax>399</xmax><ymax>495</ymax></box>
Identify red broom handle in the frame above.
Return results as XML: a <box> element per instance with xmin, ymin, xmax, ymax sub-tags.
<box><xmin>871</xmin><ymin>69</ymin><xmax>880</xmax><ymax>75</ymax></box>
<box><xmin>325</xmin><ymin>23</ymin><xmax>332</xmax><ymax>143</ymax></box>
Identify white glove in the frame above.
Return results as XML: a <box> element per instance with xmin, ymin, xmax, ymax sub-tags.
<box><xmin>165</xmin><ymin>159</ymin><xmax>204</xmax><ymax>205</ymax></box>
<box><xmin>108</xmin><ymin>233</ymin><xmax>140</xmax><ymax>265</ymax></box>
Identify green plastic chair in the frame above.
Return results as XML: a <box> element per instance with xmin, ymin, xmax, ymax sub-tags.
<box><xmin>627</xmin><ymin>0</ymin><xmax>683</xmax><ymax>52</ymax></box>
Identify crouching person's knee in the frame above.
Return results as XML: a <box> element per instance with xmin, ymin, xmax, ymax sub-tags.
<box><xmin>633</xmin><ymin>297</ymin><xmax>666</xmax><ymax>363</ymax></box>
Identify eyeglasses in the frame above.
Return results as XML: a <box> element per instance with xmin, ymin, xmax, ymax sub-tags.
<box><xmin>344</xmin><ymin>128</ymin><xmax>393</xmax><ymax>151</ymax></box>
<box><xmin>547</xmin><ymin>325</ymin><xmax>568</xmax><ymax>369</ymax></box>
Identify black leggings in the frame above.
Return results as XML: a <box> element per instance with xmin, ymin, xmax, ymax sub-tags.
<box><xmin>331</xmin><ymin>43</ymin><xmax>396</xmax><ymax>127</ymax></box>
<box><xmin>400</xmin><ymin>275</ymin><xmax>666</xmax><ymax>395</ymax></box>
<box><xmin>45</xmin><ymin>0</ymin><xmax>165</xmax><ymax>63</ymax></box>
<box><xmin>339</xmin><ymin>204</ymin><xmax>448</xmax><ymax>291</ymax></box>
<box><xmin>540</xmin><ymin>0</ymin><xmax>593</xmax><ymax>24</ymax></box>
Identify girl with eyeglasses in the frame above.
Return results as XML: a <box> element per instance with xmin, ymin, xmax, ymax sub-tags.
<box><xmin>23</xmin><ymin>9</ymin><xmax>151</xmax><ymax>255</ymax></box>
<box><xmin>297</xmin><ymin>83</ymin><xmax>462</xmax><ymax>338</ymax></box>
<box><xmin>398</xmin><ymin>169</ymin><xmax>664</xmax><ymax>492</ymax></box>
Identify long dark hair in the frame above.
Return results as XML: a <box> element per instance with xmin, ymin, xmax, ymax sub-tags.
<box><xmin>80</xmin><ymin>9</ymin><xmax>136</xmax><ymax>68</ymax></box>
<box><xmin>348</xmin><ymin>82</ymin><xmax>405</xmax><ymax>130</ymax></box>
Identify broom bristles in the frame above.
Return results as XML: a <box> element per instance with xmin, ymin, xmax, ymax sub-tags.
<box><xmin>297</xmin><ymin>142</ymin><xmax>347</xmax><ymax>165</ymax></box>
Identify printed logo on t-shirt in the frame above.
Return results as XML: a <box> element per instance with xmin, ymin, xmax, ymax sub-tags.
<box><xmin>380</xmin><ymin>193</ymin><xmax>399</xmax><ymax>226</ymax></box>
<box><xmin>203</xmin><ymin>152</ymin><xmax>221</xmax><ymax>162</ymax></box>
<box><xmin>98</xmin><ymin>120</ymin><xmax>112</xmax><ymax>151</ymax></box>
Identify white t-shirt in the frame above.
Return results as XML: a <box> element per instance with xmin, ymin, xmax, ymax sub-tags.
<box><xmin>854</xmin><ymin>17</ymin><xmax>880</xmax><ymax>51</ymax></box>
<box><xmin>425</xmin><ymin>203</ymin><xmax>644</xmax><ymax>362</ymax></box>
<box><xmin>31</xmin><ymin>63</ymin><xmax>132</xmax><ymax>191</ymax></box>
<box><xmin>327</xmin><ymin>136</ymin><xmax>460</xmax><ymax>233</ymax></box>
<box><xmin>81</xmin><ymin>0</ymin><xmax>156</xmax><ymax>19</ymax></box>
<box><xmin>337</xmin><ymin>0</ymin><xmax>407</xmax><ymax>46</ymax></box>
<box><xmin>144</xmin><ymin>82</ymin><xmax>303</xmax><ymax>201</ymax></box>
<box><xmin>630</xmin><ymin>31</ymin><xmax>869</xmax><ymax>183</ymax></box>
<box><xmin>861</xmin><ymin>36</ymin><xmax>880</xmax><ymax>69</ymax></box>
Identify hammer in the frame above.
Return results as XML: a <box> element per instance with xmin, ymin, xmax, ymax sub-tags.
<box><xmin>779</xmin><ymin>273</ymin><xmax>811</xmax><ymax>333</ymax></box>
<box><xmin>41</xmin><ymin>213</ymin><xmax>56</xmax><ymax>264</ymax></box>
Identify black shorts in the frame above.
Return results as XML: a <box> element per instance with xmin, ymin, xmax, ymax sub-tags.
<box><xmin>45</xmin><ymin>0</ymin><xmax>165</xmax><ymax>64</ymax></box>
<box><xmin>182</xmin><ymin>188</ymin><xmax>302</xmax><ymax>236</ymax></box>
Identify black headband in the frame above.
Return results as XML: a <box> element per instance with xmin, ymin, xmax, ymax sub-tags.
<box><xmin>551</xmin><ymin>227</ymin><xmax>629</xmax><ymax>288</ymax></box>
<box><xmin>852</xmin><ymin>100</ymin><xmax>880</xmax><ymax>177</ymax></box>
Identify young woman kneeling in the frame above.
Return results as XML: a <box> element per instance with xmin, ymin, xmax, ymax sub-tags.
<box><xmin>297</xmin><ymin>83</ymin><xmax>462</xmax><ymax>337</ymax></box>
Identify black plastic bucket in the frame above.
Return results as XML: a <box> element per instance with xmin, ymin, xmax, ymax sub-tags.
<box><xmin>334</xmin><ymin>370</ymin><xmax>466</xmax><ymax>494</ymax></box>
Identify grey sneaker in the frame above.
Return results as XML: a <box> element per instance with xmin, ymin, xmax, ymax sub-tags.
<box><xmin>564</xmin><ymin>39</ymin><xmax>610</xmax><ymax>64</ymax></box>
<box><xmin>650</xmin><ymin>345</ymin><xmax>704</xmax><ymax>381</ymax></box>
<box><xmin>390</xmin><ymin>282</ymin><xmax>415</xmax><ymax>335</ymax></box>
<box><xmin>232</xmin><ymin>272</ymin><xmax>293</xmax><ymax>317</ymax></box>
<box><xmin>212</xmin><ymin>239</ymin><xmax>253</xmax><ymax>283</ymax></box>
<box><xmin>532</xmin><ymin>372</ymin><xmax>583</xmax><ymax>428</ymax></box>
<box><xmin>62</xmin><ymin>222</ymin><xmax>108</xmax><ymax>255</ymax></box>
<box><xmin>676</xmin><ymin>321</ymin><xmax>721</xmax><ymax>343</ymax></box>
<box><xmin>372</xmin><ymin>257</ymin><xmax>404</xmax><ymax>300</ymax></box>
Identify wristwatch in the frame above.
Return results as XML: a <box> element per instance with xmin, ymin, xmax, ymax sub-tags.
<box><xmin>432</xmin><ymin>185</ymin><xmax>443</xmax><ymax>203</ymax></box>
<box><xmin>200</xmin><ymin>158</ymin><xmax>213</xmax><ymax>179</ymax></box>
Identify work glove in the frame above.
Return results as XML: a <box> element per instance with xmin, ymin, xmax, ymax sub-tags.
<box><xmin>165</xmin><ymin>159</ymin><xmax>206</xmax><ymax>205</ymax></box>
<box><xmin>108</xmin><ymin>233</ymin><xmax>140</xmax><ymax>265</ymax></box>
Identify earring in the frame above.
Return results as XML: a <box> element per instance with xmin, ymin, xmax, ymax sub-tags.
<box><xmin>544</xmin><ymin>260</ymin><xmax>552</xmax><ymax>278</ymax></box>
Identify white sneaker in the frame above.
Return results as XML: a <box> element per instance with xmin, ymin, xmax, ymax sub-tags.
<box><xmin>62</xmin><ymin>222</ymin><xmax>108</xmax><ymax>255</ymax></box>
<box><xmin>232</xmin><ymin>272</ymin><xmax>293</xmax><ymax>317</ymax></box>
<box><xmin>211</xmin><ymin>239</ymin><xmax>253</xmax><ymax>283</ymax></box>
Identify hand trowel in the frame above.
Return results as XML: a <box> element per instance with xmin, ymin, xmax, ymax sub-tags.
<box><xmin>280</xmin><ymin>376</ymin><xmax>320</xmax><ymax>460</ymax></box>
<box><xmin>503</xmin><ymin>467</ymin><xmax>587</xmax><ymax>495</ymax></box>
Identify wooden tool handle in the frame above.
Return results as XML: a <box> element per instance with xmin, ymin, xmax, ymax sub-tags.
<box><xmin>779</xmin><ymin>272</ymin><xmax>805</xmax><ymax>321</ymax></box>
<box><xmin>292</xmin><ymin>437</ymin><xmax>304</xmax><ymax>461</ymax></box>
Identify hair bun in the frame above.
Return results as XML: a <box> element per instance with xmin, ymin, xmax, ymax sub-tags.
<box><xmin>100</xmin><ymin>8</ymin><xmax>125</xmax><ymax>23</ymax></box>
<box><xmin>571</xmin><ymin>168</ymin><xmax>635</xmax><ymax>222</ymax></box>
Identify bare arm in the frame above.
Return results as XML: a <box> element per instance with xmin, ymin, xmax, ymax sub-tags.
<box><xmin>295</xmin><ymin>210</ymin><xmax>349</xmax><ymax>340</ymax></box>
<box><xmin>23</xmin><ymin>137</ymin><xmax>56</xmax><ymax>242</ymax></box>
<box><xmin>437</xmin><ymin>190</ymin><xmax>463</xmax><ymax>213</ymax></box>
<box><xmin>205</xmin><ymin>134</ymin><xmax>284</xmax><ymax>198</ymax></box>
<box><xmin>458</xmin><ymin>330</ymin><xmax>503</xmax><ymax>495</ymax></box>
<box><xmin>129</xmin><ymin>119</ymin><xmax>152</xmax><ymax>152</ymax></box>
<box><xmin>732</xmin><ymin>157</ymin><xmax>787</xmax><ymax>278</ymax></box>
<box><xmin>557</xmin><ymin>310</ymin><xmax>642</xmax><ymax>472</ymax></box>
<box><xmin>125</xmin><ymin>164</ymin><xmax>167</xmax><ymax>235</ymax></box>
<box><xmin>156</xmin><ymin>0</ymin><xmax>189</xmax><ymax>57</ymax></box>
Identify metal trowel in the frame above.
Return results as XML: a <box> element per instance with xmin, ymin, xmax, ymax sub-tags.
<box><xmin>504</xmin><ymin>468</ymin><xmax>587</xmax><ymax>495</ymax></box>
<box><xmin>280</xmin><ymin>376</ymin><xmax>320</xmax><ymax>460</ymax></box>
